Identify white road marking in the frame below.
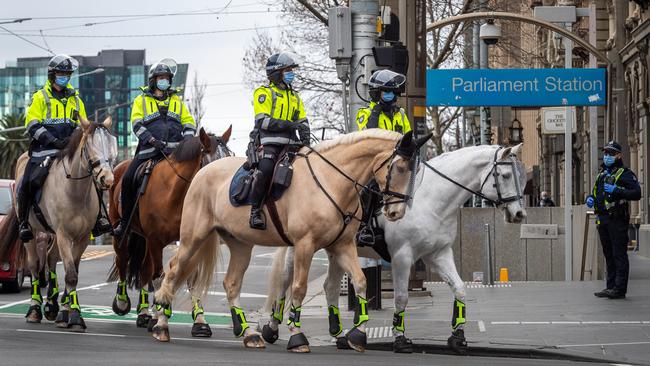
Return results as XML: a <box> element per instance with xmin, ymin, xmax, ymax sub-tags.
<box><xmin>491</xmin><ymin>320</ymin><xmax>650</xmax><ymax>326</ymax></box>
<box><xmin>550</xmin><ymin>321</ymin><xmax>580</xmax><ymax>324</ymax></box>
<box><xmin>0</xmin><ymin>282</ymin><xmax>109</xmax><ymax>310</ymax></box>
<box><xmin>171</xmin><ymin>337</ymin><xmax>241</xmax><ymax>343</ymax></box>
<box><xmin>16</xmin><ymin>329</ymin><xmax>126</xmax><ymax>337</ymax></box>
<box><xmin>556</xmin><ymin>341</ymin><xmax>650</xmax><ymax>348</ymax></box>
<box><xmin>478</xmin><ymin>320</ymin><xmax>486</xmax><ymax>332</ymax></box>
<box><xmin>491</xmin><ymin>321</ymin><xmax>520</xmax><ymax>325</ymax></box>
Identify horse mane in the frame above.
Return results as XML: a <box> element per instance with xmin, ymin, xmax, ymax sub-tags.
<box><xmin>171</xmin><ymin>135</ymin><xmax>218</xmax><ymax>162</ymax></box>
<box><xmin>58</xmin><ymin>126</ymin><xmax>94</xmax><ymax>162</ymax></box>
<box><xmin>312</xmin><ymin>129</ymin><xmax>401</xmax><ymax>153</ymax></box>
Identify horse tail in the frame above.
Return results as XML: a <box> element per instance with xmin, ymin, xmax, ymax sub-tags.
<box><xmin>264</xmin><ymin>247</ymin><xmax>288</xmax><ymax>313</ymax></box>
<box><xmin>106</xmin><ymin>233</ymin><xmax>146</xmax><ymax>288</ymax></box>
<box><xmin>186</xmin><ymin>234</ymin><xmax>220</xmax><ymax>302</ymax></box>
<box><xmin>0</xmin><ymin>208</ymin><xmax>20</xmax><ymax>262</ymax></box>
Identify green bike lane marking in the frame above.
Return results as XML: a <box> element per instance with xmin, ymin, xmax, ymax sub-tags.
<box><xmin>0</xmin><ymin>304</ymin><xmax>231</xmax><ymax>325</ymax></box>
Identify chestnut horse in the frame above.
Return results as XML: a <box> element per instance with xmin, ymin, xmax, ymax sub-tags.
<box><xmin>107</xmin><ymin>126</ymin><xmax>232</xmax><ymax>336</ymax></box>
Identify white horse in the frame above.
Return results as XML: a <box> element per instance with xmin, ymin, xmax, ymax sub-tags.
<box><xmin>262</xmin><ymin>144</ymin><xmax>527</xmax><ymax>354</ymax></box>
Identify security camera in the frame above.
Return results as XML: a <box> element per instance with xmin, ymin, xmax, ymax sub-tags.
<box><xmin>480</xmin><ymin>20</ymin><xmax>502</xmax><ymax>45</ymax></box>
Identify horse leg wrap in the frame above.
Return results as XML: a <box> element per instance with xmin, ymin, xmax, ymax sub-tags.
<box><xmin>328</xmin><ymin>306</ymin><xmax>343</xmax><ymax>337</ymax></box>
<box><xmin>230</xmin><ymin>306</ymin><xmax>249</xmax><ymax>337</ymax></box>
<box><xmin>353</xmin><ymin>296</ymin><xmax>369</xmax><ymax>327</ymax></box>
<box><xmin>287</xmin><ymin>305</ymin><xmax>302</xmax><ymax>328</ymax></box>
<box><xmin>137</xmin><ymin>288</ymin><xmax>149</xmax><ymax>312</ymax></box>
<box><xmin>451</xmin><ymin>298</ymin><xmax>466</xmax><ymax>330</ymax></box>
<box><xmin>191</xmin><ymin>298</ymin><xmax>204</xmax><ymax>322</ymax></box>
<box><xmin>68</xmin><ymin>290</ymin><xmax>81</xmax><ymax>312</ymax></box>
<box><xmin>393</xmin><ymin>310</ymin><xmax>406</xmax><ymax>335</ymax></box>
<box><xmin>30</xmin><ymin>278</ymin><xmax>43</xmax><ymax>304</ymax></box>
<box><xmin>47</xmin><ymin>271</ymin><xmax>59</xmax><ymax>301</ymax></box>
<box><xmin>116</xmin><ymin>281</ymin><xmax>128</xmax><ymax>302</ymax></box>
<box><xmin>272</xmin><ymin>297</ymin><xmax>285</xmax><ymax>323</ymax></box>
<box><xmin>155</xmin><ymin>303</ymin><xmax>172</xmax><ymax>318</ymax></box>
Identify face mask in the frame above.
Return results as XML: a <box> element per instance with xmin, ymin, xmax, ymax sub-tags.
<box><xmin>382</xmin><ymin>91</ymin><xmax>395</xmax><ymax>102</ymax></box>
<box><xmin>283</xmin><ymin>71</ymin><xmax>295</xmax><ymax>85</ymax></box>
<box><xmin>55</xmin><ymin>76</ymin><xmax>70</xmax><ymax>87</ymax></box>
<box><xmin>156</xmin><ymin>79</ymin><xmax>170</xmax><ymax>91</ymax></box>
<box><xmin>603</xmin><ymin>154</ymin><xmax>616</xmax><ymax>167</ymax></box>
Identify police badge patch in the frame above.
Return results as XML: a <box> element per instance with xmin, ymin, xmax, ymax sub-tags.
<box><xmin>258</xmin><ymin>94</ymin><xmax>266</xmax><ymax>103</ymax></box>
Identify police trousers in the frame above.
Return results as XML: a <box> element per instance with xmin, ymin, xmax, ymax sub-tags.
<box><xmin>597</xmin><ymin>215</ymin><xmax>630</xmax><ymax>293</ymax></box>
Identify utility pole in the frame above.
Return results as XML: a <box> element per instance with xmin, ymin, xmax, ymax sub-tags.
<box><xmin>348</xmin><ymin>0</ymin><xmax>379</xmax><ymax>133</ymax></box>
<box><xmin>479</xmin><ymin>0</ymin><xmax>489</xmax><ymax>147</ymax></box>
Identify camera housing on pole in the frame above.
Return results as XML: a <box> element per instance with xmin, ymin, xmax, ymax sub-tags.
<box><xmin>479</xmin><ymin>20</ymin><xmax>502</xmax><ymax>45</ymax></box>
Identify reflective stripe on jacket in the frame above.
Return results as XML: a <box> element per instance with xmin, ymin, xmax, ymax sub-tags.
<box><xmin>253</xmin><ymin>83</ymin><xmax>307</xmax><ymax>145</ymax></box>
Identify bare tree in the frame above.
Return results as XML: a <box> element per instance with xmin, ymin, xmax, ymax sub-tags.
<box><xmin>188</xmin><ymin>71</ymin><xmax>207</xmax><ymax>129</ymax></box>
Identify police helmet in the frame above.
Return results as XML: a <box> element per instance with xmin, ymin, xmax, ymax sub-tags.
<box><xmin>47</xmin><ymin>54</ymin><xmax>79</xmax><ymax>74</ymax></box>
<box><xmin>368</xmin><ymin>69</ymin><xmax>406</xmax><ymax>102</ymax></box>
<box><xmin>265</xmin><ymin>52</ymin><xmax>299</xmax><ymax>85</ymax></box>
<box><xmin>602</xmin><ymin>141</ymin><xmax>622</xmax><ymax>154</ymax></box>
<box><xmin>148</xmin><ymin>58</ymin><xmax>178</xmax><ymax>89</ymax></box>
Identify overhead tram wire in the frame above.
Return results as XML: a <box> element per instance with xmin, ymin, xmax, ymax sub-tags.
<box><xmin>0</xmin><ymin>10</ymin><xmax>280</xmax><ymax>21</ymax></box>
<box><xmin>0</xmin><ymin>25</ymin><xmax>283</xmax><ymax>38</ymax></box>
<box><xmin>0</xmin><ymin>25</ymin><xmax>53</xmax><ymax>54</ymax></box>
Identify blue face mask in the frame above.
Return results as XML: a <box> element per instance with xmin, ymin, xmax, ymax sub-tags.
<box><xmin>283</xmin><ymin>71</ymin><xmax>295</xmax><ymax>85</ymax></box>
<box><xmin>156</xmin><ymin>79</ymin><xmax>170</xmax><ymax>91</ymax></box>
<box><xmin>381</xmin><ymin>91</ymin><xmax>395</xmax><ymax>102</ymax></box>
<box><xmin>54</xmin><ymin>76</ymin><xmax>70</xmax><ymax>87</ymax></box>
<box><xmin>603</xmin><ymin>154</ymin><xmax>616</xmax><ymax>167</ymax></box>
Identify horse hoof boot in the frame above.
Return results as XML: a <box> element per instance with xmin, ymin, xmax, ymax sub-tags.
<box><xmin>191</xmin><ymin>323</ymin><xmax>212</xmax><ymax>338</ymax></box>
<box><xmin>447</xmin><ymin>329</ymin><xmax>468</xmax><ymax>355</ymax></box>
<box><xmin>43</xmin><ymin>301</ymin><xmax>59</xmax><ymax>321</ymax></box>
<box><xmin>67</xmin><ymin>310</ymin><xmax>87</xmax><ymax>333</ymax></box>
<box><xmin>346</xmin><ymin>327</ymin><xmax>367</xmax><ymax>353</ymax></box>
<box><xmin>336</xmin><ymin>336</ymin><xmax>352</xmax><ymax>350</ymax></box>
<box><xmin>152</xmin><ymin>325</ymin><xmax>170</xmax><ymax>342</ymax></box>
<box><xmin>243</xmin><ymin>333</ymin><xmax>266</xmax><ymax>348</ymax></box>
<box><xmin>147</xmin><ymin>317</ymin><xmax>158</xmax><ymax>333</ymax></box>
<box><xmin>136</xmin><ymin>313</ymin><xmax>152</xmax><ymax>328</ymax></box>
<box><xmin>393</xmin><ymin>335</ymin><xmax>413</xmax><ymax>353</ymax></box>
<box><xmin>25</xmin><ymin>304</ymin><xmax>42</xmax><ymax>323</ymax></box>
<box><xmin>55</xmin><ymin>310</ymin><xmax>69</xmax><ymax>328</ymax></box>
<box><xmin>261</xmin><ymin>324</ymin><xmax>279</xmax><ymax>344</ymax></box>
<box><xmin>111</xmin><ymin>295</ymin><xmax>131</xmax><ymax>316</ymax></box>
<box><xmin>287</xmin><ymin>333</ymin><xmax>310</xmax><ymax>353</ymax></box>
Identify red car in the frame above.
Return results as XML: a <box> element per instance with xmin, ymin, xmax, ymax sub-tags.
<box><xmin>0</xmin><ymin>179</ymin><xmax>25</xmax><ymax>293</ymax></box>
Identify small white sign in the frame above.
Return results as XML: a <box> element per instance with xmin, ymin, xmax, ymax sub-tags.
<box><xmin>541</xmin><ymin>107</ymin><xmax>577</xmax><ymax>134</ymax></box>
<box><xmin>520</xmin><ymin>224</ymin><xmax>559</xmax><ymax>239</ymax></box>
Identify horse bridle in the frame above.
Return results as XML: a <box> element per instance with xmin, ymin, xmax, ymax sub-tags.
<box><xmin>62</xmin><ymin>126</ymin><xmax>113</xmax><ymax>187</ymax></box>
<box><xmin>379</xmin><ymin>145</ymin><xmax>419</xmax><ymax>206</ymax></box>
<box><xmin>423</xmin><ymin>146</ymin><xmax>523</xmax><ymax>207</ymax></box>
<box><xmin>163</xmin><ymin>135</ymin><xmax>234</xmax><ymax>183</ymax></box>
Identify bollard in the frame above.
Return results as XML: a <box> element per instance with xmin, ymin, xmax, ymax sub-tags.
<box><xmin>484</xmin><ymin>223</ymin><xmax>494</xmax><ymax>286</ymax></box>
<box><xmin>499</xmin><ymin>267</ymin><xmax>509</xmax><ymax>282</ymax></box>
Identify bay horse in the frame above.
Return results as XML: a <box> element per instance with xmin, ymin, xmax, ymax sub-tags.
<box><xmin>153</xmin><ymin>130</ymin><xmax>430</xmax><ymax>353</ymax></box>
<box><xmin>107</xmin><ymin>126</ymin><xmax>232</xmax><ymax>336</ymax></box>
<box><xmin>0</xmin><ymin>116</ymin><xmax>116</xmax><ymax>332</ymax></box>
<box><xmin>266</xmin><ymin>144</ymin><xmax>527</xmax><ymax>354</ymax></box>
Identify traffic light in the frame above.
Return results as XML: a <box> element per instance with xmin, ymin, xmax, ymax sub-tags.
<box><xmin>372</xmin><ymin>42</ymin><xmax>409</xmax><ymax>75</ymax></box>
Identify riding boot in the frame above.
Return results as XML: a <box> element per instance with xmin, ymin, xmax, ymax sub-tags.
<box><xmin>113</xmin><ymin>217</ymin><xmax>128</xmax><ymax>238</ymax></box>
<box><xmin>355</xmin><ymin>223</ymin><xmax>375</xmax><ymax>247</ymax></box>
<box><xmin>16</xmin><ymin>179</ymin><xmax>34</xmax><ymax>242</ymax></box>
<box><xmin>92</xmin><ymin>216</ymin><xmax>113</xmax><ymax>236</ymax></box>
<box><xmin>249</xmin><ymin>206</ymin><xmax>266</xmax><ymax>230</ymax></box>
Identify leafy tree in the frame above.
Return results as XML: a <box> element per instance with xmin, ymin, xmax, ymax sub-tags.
<box><xmin>0</xmin><ymin>114</ymin><xmax>29</xmax><ymax>179</ymax></box>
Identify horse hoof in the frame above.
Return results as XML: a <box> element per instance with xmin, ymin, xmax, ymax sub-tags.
<box><xmin>136</xmin><ymin>313</ymin><xmax>152</xmax><ymax>328</ymax></box>
<box><xmin>191</xmin><ymin>322</ymin><xmax>212</xmax><ymax>337</ymax></box>
<box><xmin>243</xmin><ymin>334</ymin><xmax>266</xmax><ymax>348</ymax></box>
<box><xmin>336</xmin><ymin>336</ymin><xmax>352</xmax><ymax>350</ymax></box>
<box><xmin>67</xmin><ymin>310</ymin><xmax>87</xmax><ymax>333</ymax></box>
<box><xmin>147</xmin><ymin>318</ymin><xmax>158</xmax><ymax>333</ymax></box>
<box><xmin>55</xmin><ymin>310</ymin><xmax>69</xmax><ymax>328</ymax></box>
<box><xmin>25</xmin><ymin>304</ymin><xmax>43</xmax><ymax>323</ymax></box>
<box><xmin>112</xmin><ymin>295</ymin><xmax>131</xmax><ymax>316</ymax></box>
<box><xmin>393</xmin><ymin>335</ymin><xmax>413</xmax><ymax>353</ymax></box>
<box><xmin>261</xmin><ymin>324</ymin><xmax>279</xmax><ymax>344</ymax></box>
<box><xmin>346</xmin><ymin>327</ymin><xmax>367</xmax><ymax>353</ymax></box>
<box><xmin>287</xmin><ymin>332</ymin><xmax>310</xmax><ymax>353</ymax></box>
<box><xmin>152</xmin><ymin>326</ymin><xmax>170</xmax><ymax>342</ymax></box>
<box><xmin>447</xmin><ymin>329</ymin><xmax>468</xmax><ymax>355</ymax></box>
<box><xmin>43</xmin><ymin>301</ymin><xmax>59</xmax><ymax>321</ymax></box>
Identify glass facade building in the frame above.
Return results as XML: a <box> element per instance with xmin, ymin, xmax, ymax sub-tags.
<box><xmin>0</xmin><ymin>50</ymin><xmax>189</xmax><ymax>161</ymax></box>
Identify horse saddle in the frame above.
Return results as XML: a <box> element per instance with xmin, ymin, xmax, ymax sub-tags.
<box><xmin>229</xmin><ymin>147</ymin><xmax>297</xmax><ymax>207</ymax></box>
<box><xmin>134</xmin><ymin>158</ymin><xmax>162</xmax><ymax>196</ymax></box>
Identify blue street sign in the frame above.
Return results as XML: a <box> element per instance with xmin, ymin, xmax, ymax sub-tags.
<box><xmin>426</xmin><ymin>68</ymin><xmax>606</xmax><ymax>107</ymax></box>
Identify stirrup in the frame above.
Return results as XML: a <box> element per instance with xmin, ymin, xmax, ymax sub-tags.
<box><xmin>19</xmin><ymin>222</ymin><xmax>34</xmax><ymax>242</ymax></box>
<box><xmin>92</xmin><ymin>217</ymin><xmax>113</xmax><ymax>236</ymax></box>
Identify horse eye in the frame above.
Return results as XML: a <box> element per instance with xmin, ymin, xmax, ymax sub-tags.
<box><xmin>396</xmin><ymin>166</ymin><xmax>406</xmax><ymax>174</ymax></box>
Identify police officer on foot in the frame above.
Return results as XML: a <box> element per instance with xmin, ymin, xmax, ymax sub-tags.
<box><xmin>355</xmin><ymin>69</ymin><xmax>410</xmax><ymax>246</ymax></box>
<box><xmin>587</xmin><ymin>141</ymin><xmax>641</xmax><ymax>299</ymax></box>
<box><xmin>113</xmin><ymin>58</ymin><xmax>196</xmax><ymax>237</ymax></box>
<box><xmin>247</xmin><ymin>52</ymin><xmax>310</xmax><ymax>230</ymax></box>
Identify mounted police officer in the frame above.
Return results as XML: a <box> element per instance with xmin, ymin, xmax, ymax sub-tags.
<box><xmin>586</xmin><ymin>141</ymin><xmax>641</xmax><ymax>299</ymax></box>
<box><xmin>113</xmin><ymin>58</ymin><xmax>196</xmax><ymax>237</ymax></box>
<box><xmin>247</xmin><ymin>52</ymin><xmax>310</xmax><ymax>230</ymax></box>
<box><xmin>18</xmin><ymin>54</ymin><xmax>111</xmax><ymax>241</ymax></box>
<box><xmin>355</xmin><ymin>69</ymin><xmax>411</xmax><ymax>246</ymax></box>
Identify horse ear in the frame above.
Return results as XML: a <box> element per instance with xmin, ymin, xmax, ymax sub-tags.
<box><xmin>221</xmin><ymin>125</ymin><xmax>232</xmax><ymax>143</ymax></box>
<box><xmin>510</xmin><ymin>143</ymin><xmax>523</xmax><ymax>159</ymax></box>
<box><xmin>499</xmin><ymin>146</ymin><xmax>513</xmax><ymax>160</ymax></box>
<box><xmin>199</xmin><ymin>128</ymin><xmax>211</xmax><ymax>150</ymax></box>
<box><xmin>414</xmin><ymin>133</ymin><xmax>432</xmax><ymax>149</ymax></box>
<box><xmin>102</xmin><ymin>115</ymin><xmax>113</xmax><ymax>130</ymax></box>
<box><xmin>79</xmin><ymin>116</ymin><xmax>91</xmax><ymax>130</ymax></box>
<box><xmin>398</xmin><ymin>131</ymin><xmax>413</xmax><ymax>150</ymax></box>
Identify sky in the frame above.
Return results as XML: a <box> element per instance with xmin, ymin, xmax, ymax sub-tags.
<box><xmin>0</xmin><ymin>0</ymin><xmax>282</xmax><ymax>155</ymax></box>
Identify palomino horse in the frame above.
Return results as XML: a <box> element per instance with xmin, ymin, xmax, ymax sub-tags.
<box><xmin>153</xmin><ymin>130</ymin><xmax>430</xmax><ymax>353</ymax></box>
<box><xmin>266</xmin><ymin>144</ymin><xmax>527</xmax><ymax>354</ymax></box>
<box><xmin>0</xmin><ymin>117</ymin><xmax>116</xmax><ymax>331</ymax></box>
<box><xmin>107</xmin><ymin>127</ymin><xmax>232</xmax><ymax>336</ymax></box>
